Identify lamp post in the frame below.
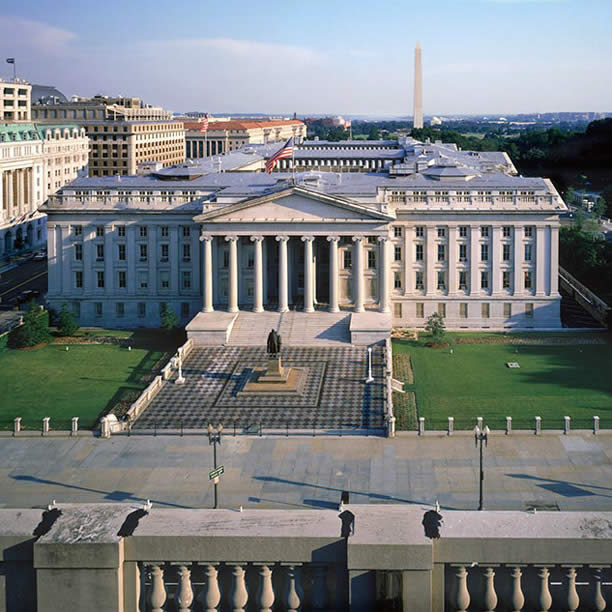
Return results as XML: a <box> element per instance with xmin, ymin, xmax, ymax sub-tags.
<box><xmin>474</xmin><ymin>425</ymin><xmax>490</xmax><ymax>511</ymax></box>
<box><xmin>208</xmin><ymin>423</ymin><xmax>223</xmax><ymax>509</ymax></box>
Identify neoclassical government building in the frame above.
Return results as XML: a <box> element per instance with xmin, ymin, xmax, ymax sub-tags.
<box><xmin>43</xmin><ymin>137</ymin><xmax>565</xmax><ymax>329</ymax></box>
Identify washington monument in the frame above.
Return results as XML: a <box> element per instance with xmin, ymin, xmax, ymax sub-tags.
<box><xmin>413</xmin><ymin>42</ymin><xmax>423</xmax><ymax>129</ymax></box>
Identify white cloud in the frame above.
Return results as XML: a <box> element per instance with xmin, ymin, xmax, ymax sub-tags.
<box><xmin>0</xmin><ymin>16</ymin><xmax>76</xmax><ymax>54</ymax></box>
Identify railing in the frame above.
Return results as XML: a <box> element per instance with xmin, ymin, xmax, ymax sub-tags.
<box><xmin>559</xmin><ymin>265</ymin><xmax>611</xmax><ymax>328</ymax></box>
<box><xmin>8</xmin><ymin>503</ymin><xmax>612</xmax><ymax>611</ymax></box>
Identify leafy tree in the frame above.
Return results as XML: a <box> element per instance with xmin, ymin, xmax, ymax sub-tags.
<box><xmin>56</xmin><ymin>303</ymin><xmax>79</xmax><ymax>336</ymax></box>
<box><xmin>367</xmin><ymin>124</ymin><xmax>380</xmax><ymax>140</ymax></box>
<box><xmin>425</xmin><ymin>312</ymin><xmax>446</xmax><ymax>344</ymax></box>
<box><xmin>160</xmin><ymin>303</ymin><xmax>179</xmax><ymax>330</ymax></box>
<box><xmin>564</xmin><ymin>187</ymin><xmax>577</xmax><ymax>206</ymax></box>
<box><xmin>601</xmin><ymin>185</ymin><xmax>612</xmax><ymax>219</ymax></box>
<box><xmin>8</xmin><ymin>301</ymin><xmax>50</xmax><ymax>348</ymax></box>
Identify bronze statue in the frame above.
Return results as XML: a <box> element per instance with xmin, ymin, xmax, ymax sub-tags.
<box><xmin>266</xmin><ymin>329</ymin><xmax>281</xmax><ymax>355</ymax></box>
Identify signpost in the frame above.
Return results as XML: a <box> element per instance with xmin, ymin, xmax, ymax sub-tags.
<box><xmin>209</xmin><ymin>465</ymin><xmax>224</xmax><ymax>481</ymax></box>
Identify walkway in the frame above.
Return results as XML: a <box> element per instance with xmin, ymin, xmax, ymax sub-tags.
<box><xmin>1</xmin><ymin>433</ymin><xmax>611</xmax><ymax>511</ymax></box>
<box><xmin>227</xmin><ymin>311</ymin><xmax>351</xmax><ymax>346</ymax></box>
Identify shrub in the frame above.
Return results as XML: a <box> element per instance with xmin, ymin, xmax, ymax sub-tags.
<box><xmin>160</xmin><ymin>303</ymin><xmax>179</xmax><ymax>330</ymax></box>
<box><xmin>8</xmin><ymin>301</ymin><xmax>50</xmax><ymax>348</ymax></box>
<box><xmin>425</xmin><ymin>312</ymin><xmax>446</xmax><ymax>344</ymax></box>
<box><xmin>56</xmin><ymin>303</ymin><xmax>79</xmax><ymax>336</ymax></box>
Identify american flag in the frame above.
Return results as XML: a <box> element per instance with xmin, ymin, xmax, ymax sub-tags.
<box><xmin>200</xmin><ymin>114</ymin><xmax>209</xmax><ymax>134</ymax></box>
<box><xmin>265</xmin><ymin>137</ymin><xmax>294</xmax><ymax>174</ymax></box>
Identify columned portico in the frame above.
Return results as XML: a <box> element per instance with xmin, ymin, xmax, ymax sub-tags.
<box><xmin>226</xmin><ymin>235</ymin><xmax>239</xmax><ymax>313</ymax></box>
<box><xmin>251</xmin><ymin>235</ymin><xmax>264</xmax><ymax>313</ymax></box>
<box><xmin>327</xmin><ymin>236</ymin><xmax>340</xmax><ymax>313</ymax></box>
<box><xmin>201</xmin><ymin>234</ymin><xmax>214</xmax><ymax>312</ymax></box>
<box><xmin>352</xmin><ymin>236</ymin><xmax>365</xmax><ymax>313</ymax></box>
<box><xmin>302</xmin><ymin>236</ymin><xmax>315</xmax><ymax>313</ymax></box>
<box><xmin>378</xmin><ymin>236</ymin><xmax>390</xmax><ymax>313</ymax></box>
<box><xmin>276</xmin><ymin>235</ymin><xmax>289</xmax><ymax>312</ymax></box>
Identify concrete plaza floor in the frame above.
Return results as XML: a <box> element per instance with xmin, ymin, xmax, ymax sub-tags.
<box><xmin>1</xmin><ymin>432</ymin><xmax>611</xmax><ymax>512</ymax></box>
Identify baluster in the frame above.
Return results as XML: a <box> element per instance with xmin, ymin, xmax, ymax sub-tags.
<box><xmin>176</xmin><ymin>564</ymin><xmax>194</xmax><ymax>611</ymax></box>
<box><xmin>284</xmin><ymin>565</ymin><xmax>303</xmax><ymax>612</ymax></box>
<box><xmin>148</xmin><ymin>564</ymin><xmax>167</xmax><ymax>612</ymax></box>
<box><xmin>508</xmin><ymin>566</ymin><xmax>525</xmax><ymax>612</ymax></box>
<box><xmin>230</xmin><ymin>564</ymin><xmax>249</xmax><ymax>612</ymax></box>
<box><xmin>137</xmin><ymin>562</ymin><xmax>146</xmax><ymax>612</ymax></box>
<box><xmin>482</xmin><ymin>566</ymin><xmax>498</xmax><ymax>612</ymax></box>
<box><xmin>453</xmin><ymin>565</ymin><xmax>470</xmax><ymax>612</ymax></box>
<box><xmin>564</xmin><ymin>566</ymin><xmax>580</xmax><ymax>612</ymax></box>
<box><xmin>590</xmin><ymin>567</ymin><xmax>607</xmax><ymax>612</ymax></box>
<box><xmin>536</xmin><ymin>567</ymin><xmax>552</xmax><ymax>612</ymax></box>
<box><xmin>255</xmin><ymin>564</ymin><xmax>275</xmax><ymax>612</ymax></box>
<box><xmin>198</xmin><ymin>563</ymin><xmax>221</xmax><ymax>612</ymax></box>
<box><xmin>312</xmin><ymin>565</ymin><xmax>328</xmax><ymax>610</ymax></box>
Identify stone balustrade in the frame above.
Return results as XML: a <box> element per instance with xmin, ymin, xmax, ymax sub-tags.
<box><xmin>1</xmin><ymin>503</ymin><xmax>610</xmax><ymax>611</ymax></box>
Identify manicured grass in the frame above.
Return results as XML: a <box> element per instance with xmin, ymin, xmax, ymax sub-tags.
<box><xmin>0</xmin><ymin>330</ymin><xmax>183</xmax><ymax>429</ymax></box>
<box><xmin>393</xmin><ymin>335</ymin><xmax>612</xmax><ymax>430</ymax></box>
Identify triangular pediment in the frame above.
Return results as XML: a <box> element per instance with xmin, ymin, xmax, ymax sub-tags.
<box><xmin>194</xmin><ymin>186</ymin><xmax>393</xmax><ymax>224</ymax></box>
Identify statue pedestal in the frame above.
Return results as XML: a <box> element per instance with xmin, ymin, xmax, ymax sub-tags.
<box><xmin>237</xmin><ymin>356</ymin><xmax>308</xmax><ymax>397</ymax></box>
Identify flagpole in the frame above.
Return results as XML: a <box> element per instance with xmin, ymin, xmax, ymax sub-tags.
<box><xmin>292</xmin><ymin>138</ymin><xmax>296</xmax><ymax>185</ymax></box>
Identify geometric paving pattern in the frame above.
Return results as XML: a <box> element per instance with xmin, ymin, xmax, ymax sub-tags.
<box><xmin>134</xmin><ymin>345</ymin><xmax>386</xmax><ymax>430</ymax></box>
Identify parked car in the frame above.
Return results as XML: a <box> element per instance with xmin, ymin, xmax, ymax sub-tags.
<box><xmin>32</xmin><ymin>251</ymin><xmax>47</xmax><ymax>261</ymax></box>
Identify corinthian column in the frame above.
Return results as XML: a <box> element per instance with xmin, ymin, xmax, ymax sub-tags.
<box><xmin>352</xmin><ymin>236</ymin><xmax>365</xmax><ymax>312</ymax></box>
<box><xmin>201</xmin><ymin>234</ymin><xmax>214</xmax><ymax>312</ymax></box>
<box><xmin>276</xmin><ymin>235</ymin><xmax>289</xmax><ymax>312</ymax></box>
<box><xmin>302</xmin><ymin>236</ymin><xmax>315</xmax><ymax>313</ymax></box>
<box><xmin>251</xmin><ymin>235</ymin><xmax>264</xmax><ymax>312</ymax></box>
<box><xmin>327</xmin><ymin>236</ymin><xmax>340</xmax><ymax>312</ymax></box>
<box><xmin>378</xmin><ymin>236</ymin><xmax>390</xmax><ymax>313</ymax></box>
<box><xmin>226</xmin><ymin>236</ymin><xmax>239</xmax><ymax>313</ymax></box>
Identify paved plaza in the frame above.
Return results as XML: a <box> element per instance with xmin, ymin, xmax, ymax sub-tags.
<box><xmin>1</xmin><ymin>433</ymin><xmax>611</xmax><ymax>511</ymax></box>
<box><xmin>136</xmin><ymin>345</ymin><xmax>386</xmax><ymax>430</ymax></box>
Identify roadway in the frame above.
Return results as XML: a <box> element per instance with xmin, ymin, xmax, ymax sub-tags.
<box><xmin>0</xmin><ymin>258</ymin><xmax>47</xmax><ymax>310</ymax></box>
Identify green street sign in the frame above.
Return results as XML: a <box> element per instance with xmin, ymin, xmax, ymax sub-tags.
<box><xmin>209</xmin><ymin>465</ymin><xmax>225</xmax><ymax>480</ymax></box>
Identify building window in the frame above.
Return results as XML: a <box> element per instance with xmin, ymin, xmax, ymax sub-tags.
<box><xmin>160</xmin><ymin>243</ymin><xmax>169</xmax><ymax>261</ymax></box>
<box><xmin>118</xmin><ymin>244</ymin><xmax>126</xmax><ymax>260</ymax></box>
<box><xmin>160</xmin><ymin>271</ymin><xmax>169</xmax><ymax>289</ymax></box>
<box><xmin>75</xmin><ymin>271</ymin><xmax>83</xmax><ymax>288</ymax></box>
<box><xmin>415</xmin><ymin>271</ymin><xmax>424</xmax><ymax>290</ymax></box>
<box><xmin>437</xmin><ymin>227</ymin><xmax>446</xmax><ymax>238</ymax></box>
<box><xmin>415</xmin><ymin>226</ymin><xmax>424</xmax><ymax>238</ymax></box>
<box><xmin>481</xmin><ymin>244</ymin><xmax>489</xmax><ymax>261</ymax></box>
<box><xmin>459</xmin><ymin>271</ymin><xmax>467</xmax><ymax>290</ymax></box>
<box><xmin>393</xmin><ymin>226</ymin><xmax>403</xmax><ymax>238</ymax></box>
<box><xmin>159</xmin><ymin>302</ymin><xmax>167</xmax><ymax>317</ymax></box>
<box><xmin>394</xmin><ymin>303</ymin><xmax>402</xmax><ymax>318</ymax></box>
<box><xmin>459</xmin><ymin>226</ymin><xmax>468</xmax><ymax>238</ymax></box>
<box><xmin>73</xmin><ymin>225</ymin><xmax>82</xmax><ymax>237</ymax></box>
<box><xmin>97</xmin><ymin>271</ymin><xmax>104</xmax><ymax>288</ymax></box>
<box><xmin>416</xmin><ymin>303</ymin><xmax>424</xmax><ymax>318</ymax></box>
<box><xmin>481</xmin><ymin>271</ymin><xmax>489</xmax><ymax>290</ymax></box>
<box><xmin>367</xmin><ymin>250</ymin><xmax>376</xmax><ymax>269</ymax></box>
<box><xmin>394</xmin><ymin>272</ymin><xmax>402</xmax><ymax>289</ymax></box>
<box><xmin>368</xmin><ymin>236</ymin><xmax>376</xmax><ymax>245</ymax></box>
<box><xmin>161</xmin><ymin>226</ymin><xmax>169</xmax><ymax>238</ymax></box>
<box><xmin>481</xmin><ymin>226</ymin><xmax>489</xmax><ymax>238</ymax></box>
<box><xmin>96</xmin><ymin>244</ymin><xmax>104</xmax><ymax>261</ymax></box>
<box><xmin>117</xmin><ymin>226</ymin><xmax>125</xmax><ymax>237</ymax></box>
<box><xmin>460</xmin><ymin>303</ymin><xmax>468</xmax><ymax>318</ymax></box>
<box><xmin>524</xmin><ymin>244</ymin><xmax>532</xmax><ymax>261</ymax></box>
<box><xmin>525</xmin><ymin>226</ymin><xmax>534</xmax><ymax>238</ymax></box>
<box><xmin>95</xmin><ymin>302</ymin><xmax>103</xmax><ymax>318</ymax></box>
<box><xmin>503</xmin><ymin>271</ymin><xmax>511</xmax><ymax>289</ymax></box>
<box><xmin>481</xmin><ymin>303</ymin><xmax>490</xmax><ymax>318</ymax></box>
<box><xmin>503</xmin><ymin>244</ymin><xmax>511</xmax><ymax>261</ymax></box>
<box><xmin>182</xmin><ymin>226</ymin><xmax>190</xmax><ymax>237</ymax></box>
<box><xmin>137</xmin><ymin>302</ymin><xmax>146</xmax><ymax>318</ymax></box>
<box><xmin>394</xmin><ymin>246</ymin><xmax>402</xmax><ymax>261</ymax></box>
<box><xmin>438</xmin><ymin>303</ymin><xmax>446</xmax><ymax>317</ymax></box>
<box><xmin>138</xmin><ymin>271</ymin><xmax>148</xmax><ymax>289</ymax></box>
<box><xmin>459</xmin><ymin>244</ymin><xmax>467</xmax><ymax>261</ymax></box>
<box><xmin>183</xmin><ymin>243</ymin><xmax>191</xmax><ymax>261</ymax></box>
<box><xmin>72</xmin><ymin>301</ymin><xmax>81</xmax><ymax>317</ymax></box>
<box><xmin>118</xmin><ymin>271</ymin><xmax>126</xmax><ymax>288</ymax></box>
<box><xmin>524</xmin><ymin>271</ymin><xmax>533</xmax><ymax>289</ymax></box>
<box><xmin>116</xmin><ymin>302</ymin><xmax>124</xmax><ymax>318</ymax></box>
<box><xmin>223</xmin><ymin>249</ymin><xmax>229</xmax><ymax>269</ymax></box>
<box><xmin>415</xmin><ymin>244</ymin><xmax>424</xmax><ymax>261</ymax></box>
<box><xmin>74</xmin><ymin>243</ymin><xmax>83</xmax><ymax>260</ymax></box>
<box><xmin>437</xmin><ymin>271</ymin><xmax>446</xmax><ymax>291</ymax></box>
<box><xmin>503</xmin><ymin>226</ymin><xmax>512</xmax><ymax>238</ymax></box>
<box><xmin>343</xmin><ymin>250</ymin><xmax>352</xmax><ymax>269</ymax></box>
<box><xmin>504</xmin><ymin>303</ymin><xmax>512</xmax><ymax>318</ymax></box>
<box><xmin>182</xmin><ymin>271</ymin><xmax>191</xmax><ymax>289</ymax></box>
<box><xmin>437</xmin><ymin>244</ymin><xmax>445</xmax><ymax>262</ymax></box>
<box><xmin>139</xmin><ymin>226</ymin><xmax>147</xmax><ymax>238</ymax></box>
<box><xmin>181</xmin><ymin>302</ymin><xmax>190</xmax><ymax>317</ymax></box>
<box><xmin>96</xmin><ymin>225</ymin><xmax>104</xmax><ymax>237</ymax></box>
<box><xmin>525</xmin><ymin>303</ymin><xmax>534</xmax><ymax>318</ymax></box>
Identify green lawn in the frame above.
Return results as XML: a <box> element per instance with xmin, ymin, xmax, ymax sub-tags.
<box><xmin>0</xmin><ymin>330</ymin><xmax>183</xmax><ymax>430</ymax></box>
<box><xmin>393</xmin><ymin>335</ymin><xmax>612</xmax><ymax>430</ymax></box>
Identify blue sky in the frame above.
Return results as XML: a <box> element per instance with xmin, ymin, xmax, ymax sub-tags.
<box><xmin>1</xmin><ymin>0</ymin><xmax>611</xmax><ymax>115</ymax></box>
